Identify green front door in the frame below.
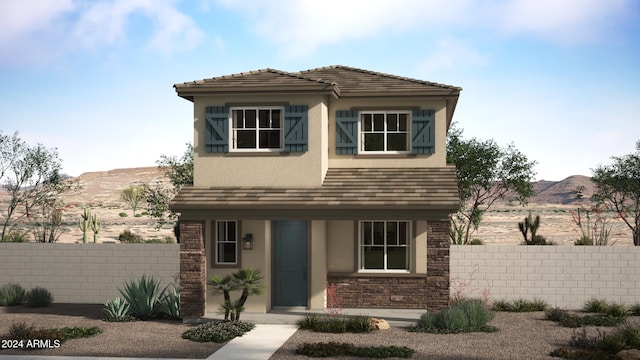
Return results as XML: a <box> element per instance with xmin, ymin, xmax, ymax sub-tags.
<box><xmin>273</xmin><ymin>221</ymin><xmax>308</xmax><ymax>307</ymax></box>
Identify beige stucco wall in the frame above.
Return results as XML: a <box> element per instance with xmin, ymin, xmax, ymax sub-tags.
<box><xmin>192</xmin><ymin>95</ymin><xmax>328</xmax><ymax>187</ymax></box>
<box><xmin>328</xmin><ymin>98</ymin><xmax>449</xmax><ymax>168</ymax></box>
<box><xmin>205</xmin><ymin>220</ymin><xmax>271</xmax><ymax>313</ymax></box>
<box><xmin>309</xmin><ymin>220</ymin><xmax>328</xmax><ymax>309</ymax></box>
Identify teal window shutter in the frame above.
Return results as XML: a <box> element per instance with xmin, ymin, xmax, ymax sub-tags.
<box><xmin>205</xmin><ymin>106</ymin><xmax>229</xmax><ymax>153</ymax></box>
<box><xmin>284</xmin><ymin>105</ymin><xmax>308</xmax><ymax>152</ymax></box>
<box><xmin>411</xmin><ymin>109</ymin><xmax>435</xmax><ymax>154</ymax></box>
<box><xmin>336</xmin><ymin>110</ymin><xmax>358</xmax><ymax>154</ymax></box>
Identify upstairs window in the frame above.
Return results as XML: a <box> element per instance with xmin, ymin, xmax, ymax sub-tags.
<box><xmin>360</xmin><ymin>111</ymin><xmax>410</xmax><ymax>153</ymax></box>
<box><xmin>232</xmin><ymin>107</ymin><xmax>283</xmax><ymax>151</ymax></box>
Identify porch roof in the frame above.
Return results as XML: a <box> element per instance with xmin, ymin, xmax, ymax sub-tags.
<box><xmin>170</xmin><ymin>167</ymin><xmax>460</xmax><ymax>219</ymax></box>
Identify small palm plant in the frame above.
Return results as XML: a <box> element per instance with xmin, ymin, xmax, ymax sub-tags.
<box><xmin>209</xmin><ymin>268</ymin><xmax>264</xmax><ymax>321</ymax></box>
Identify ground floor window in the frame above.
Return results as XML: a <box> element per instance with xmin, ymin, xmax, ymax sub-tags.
<box><xmin>359</xmin><ymin>220</ymin><xmax>410</xmax><ymax>271</ymax></box>
<box><xmin>215</xmin><ymin>220</ymin><xmax>237</xmax><ymax>265</ymax></box>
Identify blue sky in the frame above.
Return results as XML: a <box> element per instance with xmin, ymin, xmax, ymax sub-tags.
<box><xmin>1</xmin><ymin>0</ymin><xmax>639</xmax><ymax>181</ymax></box>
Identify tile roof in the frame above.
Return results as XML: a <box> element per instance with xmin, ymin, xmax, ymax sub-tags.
<box><xmin>174</xmin><ymin>65</ymin><xmax>461</xmax><ymax>101</ymax></box>
<box><xmin>170</xmin><ymin>167</ymin><xmax>460</xmax><ymax>217</ymax></box>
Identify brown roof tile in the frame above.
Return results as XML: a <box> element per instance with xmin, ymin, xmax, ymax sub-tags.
<box><xmin>174</xmin><ymin>65</ymin><xmax>461</xmax><ymax>100</ymax></box>
<box><xmin>170</xmin><ymin>167</ymin><xmax>460</xmax><ymax>215</ymax></box>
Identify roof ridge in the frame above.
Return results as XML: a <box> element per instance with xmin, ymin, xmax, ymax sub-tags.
<box><xmin>298</xmin><ymin>65</ymin><xmax>461</xmax><ymax>91</ymax></box>
<box><xmin>182</xmin><ymin>68</ymin><xmax>337</xmax><ymax>86</ymax></box>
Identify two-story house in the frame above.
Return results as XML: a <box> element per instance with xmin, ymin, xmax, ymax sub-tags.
<box><xmin>170</xmin><ymin>65</ymin><xmax>461</xmax><ymax>319</ymax></box>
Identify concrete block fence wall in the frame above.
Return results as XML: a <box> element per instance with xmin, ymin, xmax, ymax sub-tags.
<box><xmin>450</xmin><ymin>245</ymin><xmax>640</xmax><ymax>309</ymax></box>
<box><xmin>0</xmin><ymin>243</ymin><xmax>179</xmax><ymax>304</ymax></box>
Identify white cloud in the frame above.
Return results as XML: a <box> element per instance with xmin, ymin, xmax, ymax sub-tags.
<box><xmin>217</xmin><ymin>0</ymin><xmax>635</xmax><ymax>58</ymax></box>
<box><xmin>0</xmin><ymin>0</ymin><xmax>204</xmax><ymax>66</ymax></box>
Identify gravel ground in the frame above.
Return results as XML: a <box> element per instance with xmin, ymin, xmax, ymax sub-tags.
<box><xmin>1</xmin><ymin>304</ymin><xmax>637</xmax><ymax>359</ymax></box>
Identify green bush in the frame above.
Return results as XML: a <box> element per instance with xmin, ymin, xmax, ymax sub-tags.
<box><xmin>469</xmin><ymin>238</ymin><xmax>483</xmax><ymax>245</ymax></box>
<box><xmin>119</xmin><ymin>275</ymin><xmax>164</xmax><ymax>319</ymax></box>
<box><xmin>598</xmin><ymin>324</ymin><xmax>640</xmax><ymax>353</ymax></box>
<box><xmin>182</xmin><ymin>321</ymin><xmax>255</xmax><ymax>342</ymax></box>
<box><xmin>103</xmin><ymin>297</ymin><xmax>132</xmax><ymax>322</ymax></box>
<box><xmin>629</xmin><ymin>303</ymin><xmax>640</xmax><ymax>316</ymax></box>
<box><xmin>545</xmin><ymin>307</ymin><xmax>625</xmax><ymax>328</ymax></box>
<box><xmin>296</xmin><ymin>342</ymin><xmax>415</xmax><ymax>358</ymax></box>
<box><xmin>0</xmin><ymin>283</ymin><xmax>26</xmax><ymax>306</ymax></box>
<box><xmin>491</xmin><ymin>298</ymin><xmax>547</xmax><ymax>312</ymax></box>
<box><xmin>583</xmin><ymin>298</ymin><xmax>609</xmax><ymax>313</ymax></box>
<box><xmin>1</xmin><ymin>231</ymin><xmax>29</xmax><ymax>242</ymax></box>
<box><xmin>297</xmin><ymin>314</ymin><xmax>373</xmax><ymax>333</ymax></box>
<box><xmin>8</xmin><ymin>322</ymin><xmax>101</xmax><ymax>343</ymax></box>
<box><xmin>118</xmin><ymin>230</ymin><xmax>143</xmax><ymax>243</ymax></box>
<box><xmin>119</xmin><ymin>212</ymin><xmax>128</xmax><ymax>218</ymax></box>
<box><xmin>409</xmin><ymin>298</ymin><xmax>495</xmax><ymax>334</ymax></box>
<box><xmin>25</xmin><ymin>287</ymin><xmax>53</xmax><ymax>307</ymax></box>
<box><xmin>553</xmin><ymin>325</ymin><xmax>640</xmax><ymax>359</ymax></box>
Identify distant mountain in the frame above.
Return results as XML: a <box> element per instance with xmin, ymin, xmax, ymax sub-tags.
<box><xmin>530</xmin><ymin>175</ymin><xmax>596</xmax><ymax>204</ymax></box>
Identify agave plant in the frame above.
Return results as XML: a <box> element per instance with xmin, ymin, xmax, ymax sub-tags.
<box><xmin>119</xmin><ymin>275</ymin><xmax>165</xmax><ymax>320</ymax></box>
<box><xmin>103</xmin><ymin>297</ymin><xmax>131</xmax><ymax>321</ymax></box>
<box><xmin>157</xmin><ymin>287</ymin><xmax>180</xmax><ymax>320</ymax></box>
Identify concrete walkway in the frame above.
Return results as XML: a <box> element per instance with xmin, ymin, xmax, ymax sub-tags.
<box><xmin>206</xmin><ymin>324</ymin><xmax>297</xmax><ymax>360</ymax></box>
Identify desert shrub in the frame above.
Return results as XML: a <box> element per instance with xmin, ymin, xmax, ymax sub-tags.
<box><xmin>157</xmin><ymin>287</ymin><xmax>180</xmax><ymax>320</ymax></box>
<box><xmin>492</xmin><ymin>298</ymin><xmax>547</xmax><ymax>312</ymax></box>
<box><xmin>297</xmin><ymin>314</ymin><xmax>373</xmax><ymax>333</ymax></box>
<box><xmin>145</xmin><ymin>237</ymin><xmax>174</xmax><ymax>244</ymax></box>
<box><xmin>410</xmin><ymin>298</ymin><xmax>496</xmax><ymax>333</ymax></box>
<box><xmin>8</xmin><ymin>322</ymin><xmax>101</xmax><ymax>343</ymax></box>
<box><xmin>118</xmin><ymin>230</ymin><xmax>143</xmax><ymax>243</ymax></box>
<box><xmin>569</xmin><ymin>328</ymin><xmax>607</xmax><ymax>350</ymax></box>
<box><xmin>545</xmin><ymin>307</ymin><xmax>625</xmax><ymax>328</ymax></box>
<box><xmin>469</xmin><ymin>238</ymin><xmax>483</xmax><ymax>245</ymax></box>
<box><xmin>598</xmin><ymin>324</ymin><xmax>640</xmax><ymax>353</ymax></box>
<box><xmin>119</xmin><ymin>275</ymin><xmax>164</xmax><ymax>320</ymax></box>
<box><xmin>604</xmin><ymin>303</ymin><xmax>629</xmax><ymax>318</ymax></box>
<box><xmin>296</xmin><ymin>342</ymin><xmax>415</xmax><ymax>358</ymax></box>
<box><xmin>24</xmin><ymin>287</ymin><xmax>53</xmax><ymax>307</ymax></box>
<box><xmin>549</xmin><ymin>347</ymin><xmax>617</xmax><ymax>360</ymax></box>
<box><xmin>0</xmin><ymin>283</ymin><xmax>26</xmax><ymax>306</ymax></box>
<box><xmin>118</xmin><ymin>212</ymin><xmax>128</xmax><ymax>217</ymax></box>
<box><xmin>583</xmin><ymin>298</ymin><xmax>609</xmax><ymax>313</ymax></box>
<box><xmin>103</xmin><ymin>297</ymin><xmax>132</xmax><ymax>322</ymax></box>
<box><xmin>1</xmin><ymin>231</ymin><xmax>29</xmax><ymax>242</ymax></box>
<box><xmin>574</xmin><ymin>236</ymin><xmax>594</xmax><ymax>246</ymax></box>
<box><xmin>182</xmin><ymin>321</ymin><xmax>255</xmax><ymax>343</ymax></box>
<box><xmin>629</xmin><ymin>303</ymin><xmax>640</xmax><ymax>316</ymax></box>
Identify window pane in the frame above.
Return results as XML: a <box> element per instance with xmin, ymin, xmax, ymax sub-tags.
<box><xmin>272</xmin><ymin>110</ymin><xmax>281</xmax><ymax>128</ymax></box>
<box><xmin>387</xmin><ymin>133</ymin><xmax>407</xmax><ymax>151</ymax></box>
<box><xmin>227</xmin><ymin>221</ymin><xmax>236</xmax><ymax>241</ymax></box>
<box><xmin>259</xmin><ymin>130</ymin><xmax>281</xmax><ymax>148</ymax></box>
<box><xmin>387</xmin><ymin>247</ymin><xmax>407</xmax><ymax>269</ymax></box>
<box><xmin>399</xmin><ymin>114</ymin><xmax>408</xmax><ymax>131</ymax></box>
<box><xmin>363</xmin><ymin>114</ymin><xmax>372</xmax><ymax>131</ymax></box>
<box><xmin>373</xmin><ymin>222</ymin><xmax>384</xmax><ymax>245</ymax></box>
<box><xmin>233</xmin><ymin>110</ymin><xmax>244</xmax><ymax>128</ymax></box>
<box><xmin>218</xmin><ymin>222</ymin><xmax>226</xmax><ymax>241</ymax></box>
<box><xmin>245</xmin><ymin>110</ymin><xmax>256</xmax><ymax>128</ymax></box>
<box><xmin>373</xmin><ymin>114</ymin><xmax>384</xmax><ymax>131</ymax></box>
<box><xmin>398</xmin><ymin>222</ymin><xmax>408</xmax><ymax>245</ymax></box>
<box><xmin>362</xmin><ymin>246</ymin><xmax>384</xmax><ymax>269</ymax></box>
<box><xmin>259</xmin><ymin>110</ymin><xmax>270</xmax><ymax>128</ymax></box>
<box><xmin>363</xmin><ymin>222</ymin><xmax>372</xmax><ymax>245</ymax></box>
<box><xmin>218</xmin><ymin>243</ymin><xmax>236</xmax><ymax>263</ymax></box>
<box><xmin>387</xmin><ymin>114</ymin><xmax>397</xmax><ymax>131</ymax></box>
<box><xmin>237</xmin><ymin>130</ymin><xmax>256</xmax><ymax>148</ymax></box>
<box><xmin>386</xmin><ymin>222</ymin><xmax>397</xmax><ymax>245</ymax></box>
<box><xmin>364</xmin><ymin>133</ymin><xmax>384</xmax><ymax>151</ymax></box>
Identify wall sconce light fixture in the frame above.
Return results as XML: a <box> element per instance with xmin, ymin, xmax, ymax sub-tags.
<box><xmin>242</xmin><ymin>233</ymin><xmax>254</xmax><ymax>250</ymax></box>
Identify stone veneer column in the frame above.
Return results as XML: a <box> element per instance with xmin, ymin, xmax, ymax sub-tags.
<box><xmin>179</xmin><ymin>220</ymin><xmax>206</xmax><ymax>319</ymax></box>
<box><xmin>426</xmin><ymin>219</ymin><xmax>450</xmax><ymax>311</ymax></box>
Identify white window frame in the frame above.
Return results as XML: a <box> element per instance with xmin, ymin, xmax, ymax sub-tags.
<box><xmin>358</xmin><ymin>220</ymin><xmax>411</xmax><ymax>273</ymax></box>
<box><xmin>230</xmin><ymin>107</ymin><xmax>285</xmax><ymax>152</ymax></box>
<box><xmin>215</xmin><ymin>220</ymin><xmax>238</xmax><ymax>265</ymax></box>
<box><xmin>358</xmin><ymin>111</ymin><xmax>411</xmax><ymax>154</ymax></box>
